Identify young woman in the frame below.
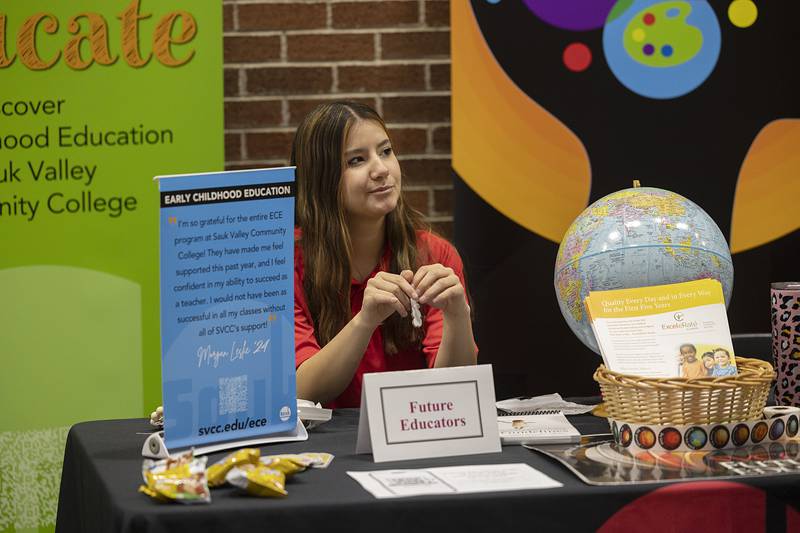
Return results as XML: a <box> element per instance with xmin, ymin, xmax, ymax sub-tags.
<box><xmin>291</xmin><ymin>101</ymin><xmax>478</xmax><ymax>407</ymax></box>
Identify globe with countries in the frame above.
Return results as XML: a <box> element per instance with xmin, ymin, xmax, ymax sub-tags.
<box><xmin>554</xmin><ymin>186</ymin><xmax>733</xmax><ymax>354</ymax></box>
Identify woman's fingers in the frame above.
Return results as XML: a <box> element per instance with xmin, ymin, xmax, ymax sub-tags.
<box><xmin>431</xmin><ymin>284</ymin><xmax>463</xmax><ymax>307</ymax></box>
<box><xmin>370</xmin><ymin>290</ymin><xmax>408</xmax><ymax>317</ymax></box>
<box><xmin>370</xmin><ymin>278</ymin><xmax>410</xmax><ymax>310</ymax></box>
<box><xmin>411</xmin><ymin>265</ymin><xmax>434</xmax><ymax>287</ymax></box>
<box><xmin>374</xmin><ymin>272</ymin><xmax>418</xmax><ymax>300</ymax></box>
<box><xmin>400</xmin><ymin>269</ymin><xmax>414</xmax><ymax>284</ymax></box>
<box><xmin>419</xmin><ymin>275</ymin><xmax>458</xmax><ymax>304</ymax></box>
<box><xmin>414</xmin><ymin>264</ymin><xmax>455</xmax><ymax>302</ymax></box>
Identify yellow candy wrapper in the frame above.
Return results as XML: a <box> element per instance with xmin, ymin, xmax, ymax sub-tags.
<box><xmin>298</xmin><ymin>452</ymin><xmax>334</xmax><ymax>469</ymax></box>
<box><xmin>226</xmin><ymin>463</ymin><xmax>287</xmax><ymax>497</ymax></box>
<box><xmin>264</xmin><ymin>452</ymin><xmax>334</xmax><ymax>469</ymax></box>
<box><xmin>139</xmin><ymin>453</ymin><xmax>210</xmax><ymax>504</ymax></box>
<box><xmin>206</xmin><ymin>448</ymin><xmax>260</xmax><ymax>487</ymax></box>
<box><xmin>141</xmin><ymin>450</ymin><xmax>195</xmax><ymax>482</ymax></box>
<box><xmin>259</xmin><ymin>456</ymin><xmax>306</xmax><ymax>476</ymax></box>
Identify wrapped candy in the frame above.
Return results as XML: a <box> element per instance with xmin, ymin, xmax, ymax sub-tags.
<box><xmin>139</xmin><ymin>451</ymin><xmax>210</xmax><ymax>504</ymax></box>
<box><xmin>262</xmin><ymin>452</ymin><xmax>334</xmax><ymax>469</ymax></box>
<box><xmin>411</xmin><ymin>299</ymin><xmax>422</xmax><ymax>328</ymax></box>
<box><xmin>259</xmin><ymin>456</ymin><xmax>307</xmax><ymax>476</ymax></box>
<box><xmin>206</xmin><ymin>448</ymin><xmax>261</xmax><ymax>487</ymax></box>
<box><xmin>293</xmin><ymin>452</ymin><xmax>334</xmax><ymax>469</ymax></box>
<box><xmin>226</xmin><ymin>463</ymin><xmax>287</xmax><ymax>497</ymax></box>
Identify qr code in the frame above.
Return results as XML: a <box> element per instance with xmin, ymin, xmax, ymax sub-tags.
<box><xmin>218</xmin><ymin>375</ymin><xmax>248</xmax><ymax>415</ymax></box>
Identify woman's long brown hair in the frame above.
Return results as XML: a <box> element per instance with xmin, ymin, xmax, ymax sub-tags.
<box><xmin>291</xmin><ymin>101</ymin><xmax>429</xmax><ymax>353</ymax></box>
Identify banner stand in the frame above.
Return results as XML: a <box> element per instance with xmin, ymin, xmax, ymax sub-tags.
<box><xmin>141</xmin><ymin>420</ymin><xmax>308</xmax><ymax>459</ymax></box>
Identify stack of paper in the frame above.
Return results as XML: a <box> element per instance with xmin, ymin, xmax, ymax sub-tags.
<box><xmin>496</xmin><ymin>393</ymin><xmax>596</xmax><ymax>416</ymax></box>
<box><xmin>497</xmin><ymin>413</ymin><xmax>581</xmax><ymax>445</ymax></box>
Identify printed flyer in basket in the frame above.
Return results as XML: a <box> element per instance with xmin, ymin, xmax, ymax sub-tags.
<box><xmin>585</xmin><ymin>279</ymin><xmax>736</xmax><ymax>378</ymax></box>
<box><xmin>157</xmin><ymin>167</ymin><xmax>296</xmax><ymax>450</ymax></box>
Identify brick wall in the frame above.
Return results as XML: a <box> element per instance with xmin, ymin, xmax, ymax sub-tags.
<box><xmin>223</xmin><ymin>0</ymin><xmax>453</xmax><ymax>236</ymax></box>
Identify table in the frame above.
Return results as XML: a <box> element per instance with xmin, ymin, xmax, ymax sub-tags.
<box><xmin>56</xmin><ymin>410</ymin><xmax>800</xmax><ymax>533</ymax></box>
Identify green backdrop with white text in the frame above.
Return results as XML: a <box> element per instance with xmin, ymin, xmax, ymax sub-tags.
<box><xmin>0</xmin><ymin>1</ymin><xmax>222</xmax><ymax>530</ymax></box>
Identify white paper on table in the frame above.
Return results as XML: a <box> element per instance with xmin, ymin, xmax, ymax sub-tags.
<box><xmin>347</xmin><ymin>463</ymin><xmax>562</xmax><ymax>499</ymax></box>
<box><xmin>496</xmin><ymin>393</ymin><xmax>596</xmax><ymax>415</ymax></box>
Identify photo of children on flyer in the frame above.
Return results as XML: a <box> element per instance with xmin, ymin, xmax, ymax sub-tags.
<box><xmin>677</xmin><ymin>343</ymin><xmax>737</xmax><ymax>378</ymax></box>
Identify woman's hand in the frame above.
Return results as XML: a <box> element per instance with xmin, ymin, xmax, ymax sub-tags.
<box><xmin>412</xmin><ymin>263</ymin><xmax>469</xmax><ymax>318</ymax></box>
<box><xmin>358</xmin><ymin>271</ymin><xmax>418</xmax><ymax>329</ymax></box>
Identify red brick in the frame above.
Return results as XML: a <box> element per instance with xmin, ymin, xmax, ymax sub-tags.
<box><xmin>287</xmin><ymin>97</ymin><xmax>377</xmax><ymax>126</ymax></box>
<box><xmin>247</xmin><ymin>67</ymin><xmax>333</xmax><ymax>95</ymax></box>
<box><xmin>224</xmin><ymin>100</ymin><xmax>283</xmax><ymax>129</ymax></box>
<box><xmin>224</xmin><ymin>68</ymin><xmax>239</xmax><ymax>96</ymax></box>
<box><xmin>338</xmin><ymin>64</ymin><xmax>425</xmax><ymax>92</ymax></box>
<box><xmin>432</xmin><ymin>126</ymin><xmax>450</xmax><ymax>153</ymax></box>
<box><xmin>246</xmin><ymin>131</ymin><xmax>295</xmax><ymax>160</ymax></box>
<box><xmin>388</xmin><ymin>127</ymin><xmax>428</xmax><ymax>155</ymax></box>
<box><xmin>224</xmin><ymin>36</ymin><xmax>281</xmax><ymax>63</ymax></box>
<box><xmin>225</xmin><ymin>133</ymin><xmax>241</xmax><ymax>161</ymax></box>
<box><xmin>431</xmin><ymin>220</ymin><xmax>453</xmax><ymax>240</ymax></box>
<box><xmin>433</xmin><ymin>188</ymin><xmax>453</xmax><ymax>214</ymax></box>
<box><xmin>288</xmin><ymin>33</ymin><xmax>374</xmax><ymax>62</ymax></box>
<box><xmin>223</xmin><ymin>4</ymin><xmax>234</xmax><ymax>31</ymax></box>
<box><xmin>425</xmin><ymin>1</ymin><xmax>450</xmax><ymax>27</ymax></box>
<box><xmin>332</xmin><ymin>1</ymin><xmax>419</xmax><ymax>29</ymax></box>
<box><xmin>381</xmin><ymin>31</ymin><xmax>449</xmax><ymax>60</ymax></box>
<box><xmin>403</xmin><ymin>189</ymin><xmax>430</xmax><ymax>215</ymax></box>
<box><xmin>238</xmin><ymin>3</ymin><xmax>326</xmax><ymax>31</ymax></box>
<box><xmin>383</xmin><ymin>96</ymin><xmax>450</xmax><ymax>123</ymax></box>
<box><xmin>398</xmin><ymin>157</ymin><xmax>452</xmax><ymax>185</ymax></box>
<box><xmin>430</xmin><ymin>63</ymin><xmax>450</xmax><ymax>90</ymax></box>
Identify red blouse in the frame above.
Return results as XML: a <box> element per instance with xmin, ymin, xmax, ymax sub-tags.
<box><xmin>294</xmin><ymin>230</ymin><xmax>472</xmax><ymax>408</ymax></box>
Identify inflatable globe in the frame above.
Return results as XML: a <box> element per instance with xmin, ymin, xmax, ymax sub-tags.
<box><xmin>554</xmin><ymin>186</ymin><xmax>733</xmax><ymax>354</ymax></box>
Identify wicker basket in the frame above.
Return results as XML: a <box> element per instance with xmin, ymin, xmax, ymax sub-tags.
<box><xmin>594</xmin><ymin>357</ymin><xmax>774</xmax><ymax>425</ymax></box>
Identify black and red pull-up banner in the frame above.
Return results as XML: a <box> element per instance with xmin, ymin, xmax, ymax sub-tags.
<box><xmin>452</xmin><ymin>0</ymin><xmax>800</xmax><ymax>398</ymax></box>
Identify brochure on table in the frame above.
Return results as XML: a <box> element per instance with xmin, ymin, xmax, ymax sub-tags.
<box><xmin>348</xmin><ymin>463</ymin><xmax>562</xmax><ymax>498</ymax></box>
<box><xmin>157</xmin><ymin>167</ymin><xmax>297</xmax><ymax>451</ymax></box>
<box><xmin>585</xmin><ymin>279</ymin><xmax>736</xmax><ymax>378</ymax></box>
<box><xmin>356</xmin><ymin>365</ymin><xmax>501</xmax><ymax>462</ymax></box>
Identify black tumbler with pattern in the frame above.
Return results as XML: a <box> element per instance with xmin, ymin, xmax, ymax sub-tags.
<box><xmin>771</xmin><ymin>282</ymin><xmax>800</xmax><ymax>406</ymax></box>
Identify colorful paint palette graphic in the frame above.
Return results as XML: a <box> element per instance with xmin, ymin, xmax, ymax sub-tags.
<box><xmin>604</xmin><ymin>0</ymin><xmax>721</xmax><ymax>99</ymax></box>
<box><xmin>623</xmin><ymin>3</ymin><xmax>702</xmax><ymax>67</ymax></box>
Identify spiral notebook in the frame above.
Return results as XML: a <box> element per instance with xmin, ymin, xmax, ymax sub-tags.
<box><xmin>498</xmin><ymin>412</ymin><xmax>581</xmax><ymax>445</ymax></box>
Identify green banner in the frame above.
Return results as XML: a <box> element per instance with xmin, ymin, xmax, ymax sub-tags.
<box><xmin>0</xmin><ymin>1</ymin><xmax>222</xmax><ymax>530</ymax></box>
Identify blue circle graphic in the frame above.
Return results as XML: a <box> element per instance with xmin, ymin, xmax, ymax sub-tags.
<box><xmin>603</xmin><ymin>0</ymin><xmax>721</xmax><ymax>99</ymax></box>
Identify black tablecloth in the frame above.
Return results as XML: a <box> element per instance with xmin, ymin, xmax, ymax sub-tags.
<box><xmin>56</xmin><ymin>409</ymin><xmax>800</xmax><ymax>533</ymax></box>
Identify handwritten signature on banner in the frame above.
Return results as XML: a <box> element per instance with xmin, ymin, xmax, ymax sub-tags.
<box><xmin>196</xmin><ymin>338</ymin><xmax>270</xmax><ymax>368</ymax></box>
